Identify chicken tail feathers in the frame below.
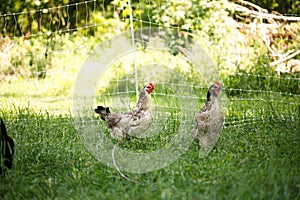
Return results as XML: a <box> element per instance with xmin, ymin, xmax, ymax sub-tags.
<box><xmin>95</xmin><ymin>106</ymin><xmax>110</xmax><ymax>121</ymax></box>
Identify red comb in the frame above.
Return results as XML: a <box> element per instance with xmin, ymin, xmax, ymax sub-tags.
<box><xmin>214</xmin><ymin>81</ymin><xmax>221</xmax><ymax>86</ymax></box>
<box><xmin>148</xmin><ymin>82</ymin><xmax>154</xmax><ymax>88</ymax></box>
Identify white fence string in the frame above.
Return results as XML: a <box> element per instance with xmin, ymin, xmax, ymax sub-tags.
<box><xmin>128</xmin><ymin>0</ymin><xmax>139</xmax><ymax>101</ymax></box>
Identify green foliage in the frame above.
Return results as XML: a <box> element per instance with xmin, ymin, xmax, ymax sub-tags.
<box><xmin>1</xmin><ymin>0</ymin><xmax>299</xmax><ymax>81</ymax></box>
<box><xmin>0</xmin><ymin>19</ymin><xmax>123</xmax><ymax>80</ymax></box>
<box><xmin>224</xmin><ymin>55</ymin><xmax>300</xmax><ymax>97</ymax></box>
<box><xmin>1</xmin><ymin>34</ymin><xmax>68</xmax><ymax>79</ymax></box>
<box><xmin>0</xmin><ymin>0</ymin><xmax>96</xmax><ymax>37</ymax></box>
<box><xmin>247</xmin><ymin>0</ymin><xmax>300</xmax><ymax>15</ymax></box>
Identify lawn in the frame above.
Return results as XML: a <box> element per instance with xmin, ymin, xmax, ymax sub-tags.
<box><xmin>0</xmin><ymin>86</ymin><xmax>299</xmax><ymax>199</ymax></box>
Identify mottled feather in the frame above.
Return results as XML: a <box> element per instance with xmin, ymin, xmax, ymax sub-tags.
<box><xmin>95</xmin><ymin>83</ymin><xmax>154</xmax><ymax>140</ymax></box>
<box><xmin>192</xmin><ymin>82</ymin><xmax>224</xmax><ymax>151</ymax></box>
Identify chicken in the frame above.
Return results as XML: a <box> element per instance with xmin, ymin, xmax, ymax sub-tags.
<box><xmin>0</xmin><ymin>118</ymin><xmax>14</xmax><ymax>175</ymax></box>
<box><xmin>95</xmin><ymin>83</ymin><xmax>155</xmax><ymax>140</ymax></box>
<box><xmin>192</xmin><ymin>82</ymin><xmax>224</xmax><ymax>151</ymax></box>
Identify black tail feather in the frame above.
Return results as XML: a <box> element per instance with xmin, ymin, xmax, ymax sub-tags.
<box><xmin>94</xmin><ymin>106</ymin><xmax>110</xmax><ymax>121</ymax></box>
<box><xmin>94</xmin><ymin>106</ymin><xmax>106</xmax><ymax>113</ymax></box>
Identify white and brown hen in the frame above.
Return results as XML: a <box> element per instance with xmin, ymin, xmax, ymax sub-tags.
<box><xmin>95</xmin><ymin>83</ymin><xmax>155</xmax><ymax>140</ymax></box>
<box><xmin>192</xmin><ymin>82</ymin><xmax>224</xmax><ymax>151</ymax></box>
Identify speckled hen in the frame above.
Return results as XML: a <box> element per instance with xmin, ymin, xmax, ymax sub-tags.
<box><xmin>192</xmin><ymin>82</ymin><xmax>224</xmax><ymax>151</ymax></box>
<box><xmin>95</xmin><ymin>83</ymin><xmax>155</xmax><ymax>140</ymax></box>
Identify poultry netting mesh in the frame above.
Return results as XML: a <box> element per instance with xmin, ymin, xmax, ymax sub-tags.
<box><xmin>71</xmin><ymin>24</ymin><xmax>299</xmax><ymax>172</ymax></box>
<box><xmin>0</xmin><ymin>0</ymin><xmax>299</xmax><ymax>173</ymax></box>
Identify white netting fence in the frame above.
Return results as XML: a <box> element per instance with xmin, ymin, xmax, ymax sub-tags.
<box><xmin>0</xmin><ymin>0</ymin><xmax>299</xmax><ymax>128</ymax></box>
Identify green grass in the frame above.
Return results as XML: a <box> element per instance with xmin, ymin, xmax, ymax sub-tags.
<box><xmin>0</xmin><ymin>68</ymin><xmax>299</xmax><ymax>199</ymax></box>
<box><xmin>0</xmin><ymin>44</ymin><xmax>299</xmax><ymax>198</ymax></box>
<box><xmin>0</xmin><ymin>106</ymin><xmax>299</xmax><ymax>199</ymax></box>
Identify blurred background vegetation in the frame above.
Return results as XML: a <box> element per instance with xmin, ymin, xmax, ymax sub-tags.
<box><xmin>0</xmin><ymin>0</ymin><xmax>298</xmax><ymax>36</ymax></box>
<box><xmin>0</xmin><ymin>0</ymin><xmax>299</xmax><ymax>113</ymax></box>
<box><xmin>245</xmin><ymin>0</ymin><xmax>299</xmax><ymax>15</ymax></box>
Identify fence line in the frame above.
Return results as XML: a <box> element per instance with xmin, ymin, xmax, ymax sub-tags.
<box><xmin>0</xmin><ymin>0</ymin><xmax>299</xmax><ymax>126</ymax></box>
